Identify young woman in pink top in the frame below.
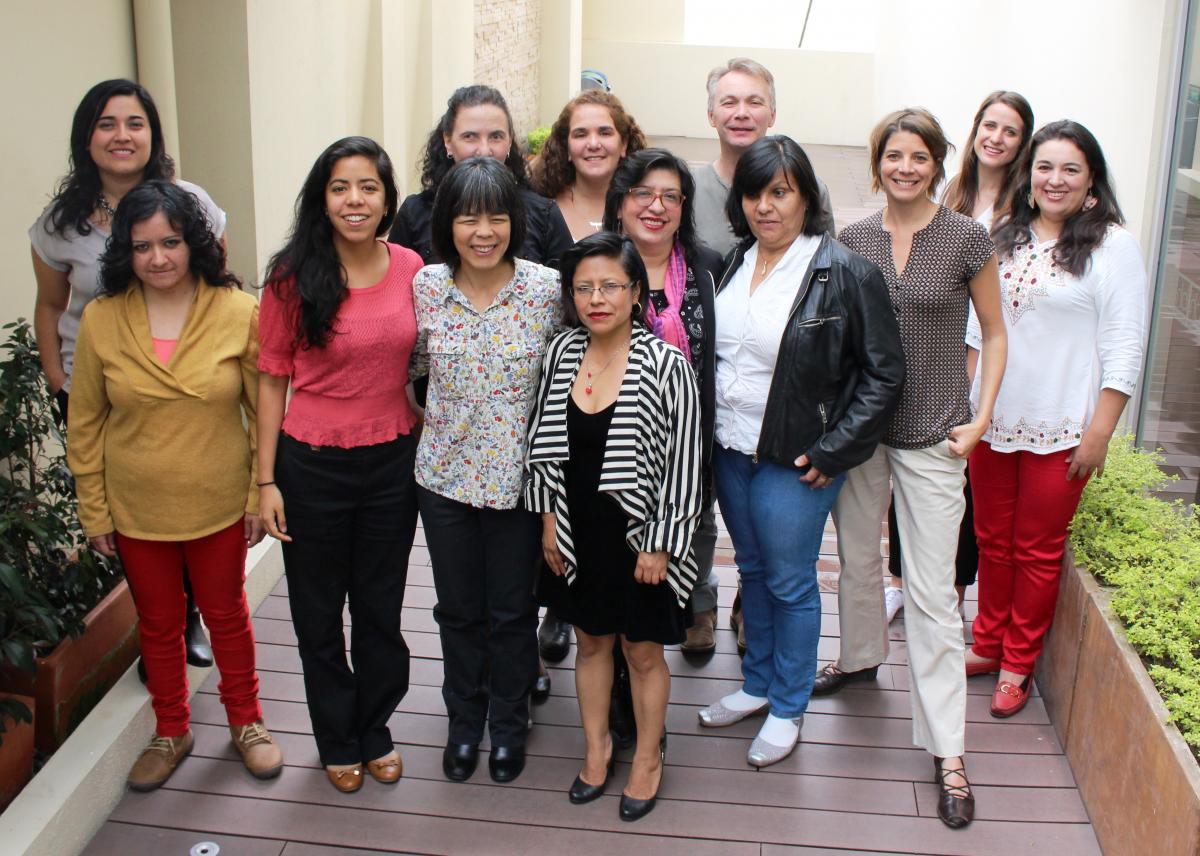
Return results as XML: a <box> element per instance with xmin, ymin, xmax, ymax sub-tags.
<box><xmin>257</xmin><ymin>137</ymin><xmax>424</xmax><ymax>794</ymax></box>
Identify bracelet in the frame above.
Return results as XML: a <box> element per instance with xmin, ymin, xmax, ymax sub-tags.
<box><xmin>257</xmin><ymin>480</ymin><xmax>276</xmax><ymax>487</ymax></box>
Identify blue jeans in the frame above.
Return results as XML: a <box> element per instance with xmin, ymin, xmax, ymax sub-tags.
<box><xmin>713</xmin><ymin>446</ymin><xmax>845</xmax><ymax>719</ymax></box>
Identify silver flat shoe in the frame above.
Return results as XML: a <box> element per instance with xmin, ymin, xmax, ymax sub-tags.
<box><xmin>746</xmin><ymin>716</ymin><xmax>803</xmax><ymax>767</ymax></box>
<box><xmin>697</xmin><ymin>698</ymin><xmax>768</xmax><ymax>727</ymax></box>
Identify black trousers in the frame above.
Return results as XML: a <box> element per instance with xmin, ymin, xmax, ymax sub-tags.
<box><xmin>418</xmin><ymin>487</ymin><xmax>539</xmax><ymax>748</ymax></box>
<box><xmin>888</xmin><ymin>469</ymin><xmax>979</xmax><ymax>586</ymax></box>
<box><xmin>277</xmin><ymin>432</ymin><xmax>418</xmax><ymax>765</ymax></box>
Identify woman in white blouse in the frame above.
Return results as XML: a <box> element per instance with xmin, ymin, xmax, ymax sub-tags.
<box><xmin>965</xmin><ymin>120</ymin><xmax>1146</xmax><ymax>718</ymax></box>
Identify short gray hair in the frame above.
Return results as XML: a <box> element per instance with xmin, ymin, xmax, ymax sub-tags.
<box><xmin>706</xmin><ymin>58</ymin><xmax>777</xmax><ymax>113</ymax></box>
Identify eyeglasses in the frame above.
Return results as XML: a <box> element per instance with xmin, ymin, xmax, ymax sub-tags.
<box><xmin>627</xmin><ymin>187</ymin><xmax>685</xmax><ymax>210</ymax></box>
<box><xmin>572</xmin><ymin>281</ymin><xmax>635</xmax><ymax>297</ymax></box>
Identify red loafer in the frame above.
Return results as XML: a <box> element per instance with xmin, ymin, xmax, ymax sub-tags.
<box><xmin>965</xmin><ymin>656</ymin><xmax>1002</xmax><ymax>677</ymax></box>
<box><xmin>990</xmin><ymin>677</ymin><xmax>1031</xmax><ymax>718</ymax></box>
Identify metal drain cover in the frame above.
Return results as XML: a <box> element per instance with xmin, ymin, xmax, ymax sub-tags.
<box><xmin>190</xmin><ymin>843</ymin><xmax>220</xmax><ymax>856</ymax></box>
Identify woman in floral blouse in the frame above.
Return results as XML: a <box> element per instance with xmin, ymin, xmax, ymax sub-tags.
<box><xmin>412</xmin><ymin>156</ymin><xmax>562</xmax><ymax>785</ymax></box>
<box><xmin>965</xmin><ymin>120</ymin><xmax>1145</xmax><ymax>717</ymax></box>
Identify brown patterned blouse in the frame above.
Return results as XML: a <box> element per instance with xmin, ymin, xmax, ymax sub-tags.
<box><xmin>838</xmin><ymin>205</ymin><xmax>994</xmax><ymax>449</ymax></box>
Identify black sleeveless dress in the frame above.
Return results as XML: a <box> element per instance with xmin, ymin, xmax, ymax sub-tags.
<box><xmin>539</xmin><ymin>396</ymin><xmax>688</xmax><ymax>644</ymax></box>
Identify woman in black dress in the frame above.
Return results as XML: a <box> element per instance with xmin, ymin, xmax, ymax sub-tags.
<box><xmin>526</xmin><ymin>232</ymin><xmax>703</xmax><ymax>821</ymax></box>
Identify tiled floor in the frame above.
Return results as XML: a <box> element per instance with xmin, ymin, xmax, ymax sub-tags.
<box><xmin>79</xmin><ymin>141</ymin><xmax>1100</xmax><ymax>855</ymax></box>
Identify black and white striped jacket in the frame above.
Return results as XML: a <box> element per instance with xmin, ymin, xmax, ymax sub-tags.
<box><xmin>524</xmin><ymin>326</ymin><xmax>703</xmax><ymax>608</ymax></box>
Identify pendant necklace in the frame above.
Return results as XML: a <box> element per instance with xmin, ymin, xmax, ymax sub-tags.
<box><xmin>583</xmin><ymin>343</ymin><xmax>628</xmax><ymax>395</ymax></box>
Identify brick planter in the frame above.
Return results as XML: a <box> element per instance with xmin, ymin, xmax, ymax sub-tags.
<box><xmin>1037</xmin><ymin>547</ymin><xmax>1200</xmax><ymax>856</ymax></box>
<box><xmin>4</xmin><ymin>582</ymin><xmax>139</xmax><ymax>753</ymax></box>
<box><xmin>0</xmin><ymin>694</ymin><xmax>35</xmax><ymax>811</ymax></box>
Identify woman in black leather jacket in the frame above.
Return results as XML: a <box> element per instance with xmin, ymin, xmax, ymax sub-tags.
<box><xmin>389</xmin><ymin>85</ymin><xmax>573</xmax><ymax>270</ymax></box>
<box><xmin>695</xmin><ymin>136</ymin><xmax>902</xmax><ymax>768</ymax></box>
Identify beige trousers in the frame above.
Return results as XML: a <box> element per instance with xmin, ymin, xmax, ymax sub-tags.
<box><xmin>832</xmin><ymin>442</ymin><xmax>967</xmax><ymax>758</ymax></box>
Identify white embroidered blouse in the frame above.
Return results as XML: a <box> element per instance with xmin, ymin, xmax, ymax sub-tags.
<box><xmin>966</xmin><ymin>225</ymin><xmax>1146</xmax><ymax>454</ymax></box>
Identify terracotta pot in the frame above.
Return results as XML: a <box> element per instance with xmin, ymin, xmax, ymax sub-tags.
<box><xmin>1037</xmin><ymin>546</ymin><xmax>1200</xmax><ymax>856</ymax></box>
<box><xmin>4</xmin><ymin>581</ymin><xmax>139</xmax><ymax>753</ymax></box>
<box><xmin>0</xmin><ymin>693</ymin><xmax>35</xmax><ymax>810</ymax></box>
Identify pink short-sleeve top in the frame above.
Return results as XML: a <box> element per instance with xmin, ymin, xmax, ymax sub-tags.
<box><xmin>258</xmin><ymin>242</ymin><xmax>423</xmax><ymax>448</ymax></box>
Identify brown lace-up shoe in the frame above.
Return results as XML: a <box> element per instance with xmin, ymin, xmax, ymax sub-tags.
<box><xmin>127</xmin><ymin>731</ymin><xmax>194</xmax><ymax>791</ymax></box>
<box><xmin>230</xmin><ymin>720</ymin><xmax>284</xmax><ymax>779</ymax></box>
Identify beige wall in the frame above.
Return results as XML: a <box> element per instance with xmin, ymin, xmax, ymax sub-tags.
<box><xmin>582</xmin><ymin>40</ymin><xmax>874</xmax><ymax>145</ymax></box>
<box><xmin>475</xmin><ymin>0</ymin><xmax>541</xmax><ymax>140</ymax></box>
<box><xmin>539</xmin><ymin>0</ymin><xmax>583</xmax><ymax>126</ymax></box>
<box><xmin>583</xmin><ymin>0</ymin><xmax>685</xmax><ymax>43</ymax></box>
<box><xmin>2</xmin><ymin>2</ymin><xmax>136</xmax><ymax>328</ymax></box>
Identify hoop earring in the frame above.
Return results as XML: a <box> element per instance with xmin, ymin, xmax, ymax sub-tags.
<box><xmin>632</xmin><ymin>301</ymin><xmax>642</xmax><ymax>318</ymax></box>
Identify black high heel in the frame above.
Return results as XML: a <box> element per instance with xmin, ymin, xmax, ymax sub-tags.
<box><xmin>568</xmin><ymin>735</ymin><xmax>617</xmax><ymax>805</ymax></box>
<box><xmin>618</xmin><ymin>732</ymin><xmax>666</xmax><ymax>822</ymax></box>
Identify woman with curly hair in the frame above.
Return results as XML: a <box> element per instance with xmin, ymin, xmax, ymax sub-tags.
<box><xmin>30</xmin><ymin>78</ymin><xmax>226</xmax><ymax>669</ymax></box>
<box><xmin>68</xmin><ymin>180</ymin><xmax>280</xmax><ymax>792</ymax></box>
<box><xmin>531</xmin><ymin>90</ymin><xmax>646</xmax><ymax>241</ymax></box>
<box><xmin>258</xmin><ymin>136</ymin><xmax>424</xmax><ymax>793</ymax></box>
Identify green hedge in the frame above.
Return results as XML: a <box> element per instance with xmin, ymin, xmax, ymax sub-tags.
<box><xmin>1069</xmin><ymin>434</ymin><xmax>1200</xmax><ymax>757</ymax></box>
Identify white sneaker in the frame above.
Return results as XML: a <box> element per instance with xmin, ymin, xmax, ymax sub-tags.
<box><xmin>884</xmin><ymin>586</ymin><xmax>904</xmax><ymax>623</ymax></box>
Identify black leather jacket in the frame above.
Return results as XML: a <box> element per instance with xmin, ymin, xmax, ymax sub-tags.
<box><xmin>715</xmin><ymin>234</ymin><xmax>904</xmax><ymax>477</ymax></box>
<box><xmin>388</xmin><ymin>187</ymin><xmax>574</xmax><ymax>270</ymax></box>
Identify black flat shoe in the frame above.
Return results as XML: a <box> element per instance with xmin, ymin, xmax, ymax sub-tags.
<box><xmin>810</xmin><ymin>663</ymin><xmax>878</xmax><ymax>697</ymax></box>
<box><xmin>532</xmin><ymin>660</ymin><xmax>551</xmax><ymax>704</ymax></box>
<box><xmin>136</xmin><ymin>657</ymin><xmax>149</xmax><ymax>685</ymax></box>
<box><xmin>934</xmin><ymin>756</ymin><xmax>975</xmax><ymax>829</ymax></box>
<box><xmin>618</xmin><ymin>733</ymin><xmax>666</xmax><ymax>822</ymax></box>
<box><xmin>184</xmin><ymin>600</ymin><xmax>213</xmax><ymax>668</ymax></box>
<box><xmin>488</xmin><ymin>745</ymin><xmax>526</xmax><ymax>783</ymax></box>
<box><xmin>569</xmin><ymin>744</ymin><xmax>616</xmax><ymax>804</ymax></box>
<box><xmin>442</xmin><ymin>742</ymin><xmax>479</xmax><ymax>782</ymax></box>
<box><xmin>537</xmin><ymin>612</ymin><xmax>571</xmax><ymax>663</ymax></box>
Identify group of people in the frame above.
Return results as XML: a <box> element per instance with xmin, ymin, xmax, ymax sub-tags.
<box><xmin>30</xmin><ymin>57</ymin><xmax>1145</xmax><ymax>831</ymax></box>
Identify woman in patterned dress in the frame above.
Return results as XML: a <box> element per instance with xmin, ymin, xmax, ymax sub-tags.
<box><xmin>964</xmin><ymin>120</ymin><xmax>1145</xmax><ymax>717</ymax></box>
<box><xmin>412</xmin><ymin>157</ymin><xmax>562</xmax><ymax>785</ymax></box>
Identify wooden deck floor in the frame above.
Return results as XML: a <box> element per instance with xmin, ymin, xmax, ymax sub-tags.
<box><xmin>82</xmin><ymin>519</ymin><xmax>1100</xmax><ymax>856</ymax></box>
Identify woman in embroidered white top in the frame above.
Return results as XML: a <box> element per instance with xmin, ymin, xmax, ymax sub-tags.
<box><xmin>964</xmin><ymin>120</ymin><xmax>1146</xmax><ymax>718</ymax></box>
<box><xmin>526</xmin><ymin>232</ymin><xmax>702</xmax><ymax>821</ymax></box>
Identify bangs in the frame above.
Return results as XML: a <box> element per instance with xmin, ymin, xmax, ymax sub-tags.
<box><xmin>451</xmin><ymin>167</ymin><xmax>515</xmax><ymax>218</ymax></box>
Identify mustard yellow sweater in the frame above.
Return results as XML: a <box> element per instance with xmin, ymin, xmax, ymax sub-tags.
<box><xmin>68</xmin><ymin>283</ymin><xmax>259</xmax><ymax>540</ymax></box>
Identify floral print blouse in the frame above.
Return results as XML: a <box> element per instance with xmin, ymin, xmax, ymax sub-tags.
<box><xmin>412</xmin><ymin>259</ymin><xmax>562</xmax><ymax>509</ymax></box>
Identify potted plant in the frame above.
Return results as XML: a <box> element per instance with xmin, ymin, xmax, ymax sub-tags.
<box><xmin>0</xmin><ymin>320</ymin><xmax>133</xmax><ymax>759</ymax></box>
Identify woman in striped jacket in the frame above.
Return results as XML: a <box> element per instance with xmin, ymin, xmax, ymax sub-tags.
<box><xmin>525</xmin><ymin>232</ymin><xmax>702</xmax><ymax>822</ymax></box>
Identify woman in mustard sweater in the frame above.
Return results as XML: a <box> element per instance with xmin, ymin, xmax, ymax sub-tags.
<box><xmin>68</xmin><ymin>181</ymin><xmax>282</xmax><ymax>792</ymax></box>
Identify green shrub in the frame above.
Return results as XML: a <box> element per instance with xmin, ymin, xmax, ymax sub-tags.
<box><xmin>1070</xmin><ymin>434</ymin><xmax>1200</xmax><ymax>756</ymax></box>
<box><xmin>526</xmin><ymin>125</ymin><xmax>552</xmax><ymax>156</ymax></box>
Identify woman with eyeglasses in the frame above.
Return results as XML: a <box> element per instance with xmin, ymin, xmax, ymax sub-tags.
<box><xmin>603</xmin><ymin>149</ymin><xmax>723</xmax><ymax>663</ymax></box>
<box><xmin>527</xmin><ymin>231</ymin><xmax>702</xmax><ymax>821</ymax></box>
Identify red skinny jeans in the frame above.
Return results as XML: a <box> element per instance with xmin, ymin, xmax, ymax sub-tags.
<box><xmin>968</xmin><ymin>441</ymin><xmax>1089</xmax><ymax>675</ymax></box>
<box><xmin>117</xmin><ymin>519</ymin><xmax>262</xmax><ymax>737</ymax></box>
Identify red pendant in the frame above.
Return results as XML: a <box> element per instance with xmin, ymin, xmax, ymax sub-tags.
<box><xmin>585</xmin><ymin>384</ymin><xmax>593</xmax><ymax>395</ymax></box>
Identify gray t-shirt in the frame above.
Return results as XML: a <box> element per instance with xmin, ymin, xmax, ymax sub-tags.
<box><xmin>29</xmin><ymin>179</ymin><xmax>226</xmax><ymax>391</ymax></box>
<box><xmin>692</xmin><ymin>162</ymin><xmax>837</xmax><ymax>258</ymax></box>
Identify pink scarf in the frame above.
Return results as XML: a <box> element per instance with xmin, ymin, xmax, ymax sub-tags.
<box><xmin>644</xmin><ymin>240</ymin><xmax>692</xmax><ymax>364</ymax></box>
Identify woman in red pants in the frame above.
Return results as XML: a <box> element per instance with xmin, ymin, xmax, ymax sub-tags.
<box><xmin>69</xmin><ymin>180</ymin><xmax>281</xmax><ymax>790</ymax></box>
<box><xmin>965</xmin><ymin>120</ymin><xmax>1147</xmax><ymax>716</ymax></box>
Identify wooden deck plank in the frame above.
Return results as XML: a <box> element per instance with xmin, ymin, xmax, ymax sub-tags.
<box><xmin>81</xmin><ymin>821</ymin><xmax>286</xmax><ymax>855</ymax></box>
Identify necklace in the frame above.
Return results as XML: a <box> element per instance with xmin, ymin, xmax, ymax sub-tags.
<box><xmin>96</xmin><ymin>193</ymin><xmax>117</xmax><ymax>219</ymax></box>
<box><xmin>583</xmin><ymin>342</ymin><xmax>628</xmax><ymax>395</ymax></box>
<box><xmin>758</xmin><ymin>250</ymin><xmax>784</xmax><ymax>276</ymax></box>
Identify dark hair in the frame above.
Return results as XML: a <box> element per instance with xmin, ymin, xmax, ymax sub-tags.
<box><xmin>867</xmin><ymin>108</ymin><xmax>952</xmax><ymax>197</ymax></box>
<box><xmin>992</xmin><ymin>120</ymin><xmax>1123</xmax><ymax>277</ymax></box>
<box><xmin>419</xmin><ymin>85</ymin><xmax>526</xmax><ymax>194</ymax></box>
<box><xmin>943</xmin><ymin>91</ymin><xmax>1034</xmax><ymax>219</ymax></box>
<box><xmin>430</xmin><ymin>157</ymin><xmax>527</xmax><ymax>272</ymax></box>
<box><xmin>530</xmin><ymin>91</ymin><xmax>646</xmax><ymax>198</ymax></box>
<box><xmin>726</xmin><ymin>136</ymin><xmax>825</xmax><ymax>239</ymax></box>
<box><xmin>99</xmin><ymin>180</ymin><xmax>239</xmax><ymax>295</ymax></box>
<box><xmin>601</xmin><ymin>148</ymin><xmax>701</xmax><ymax>265</ymax></box>
<box><xmin>46</xmin><ymin>79</ymin><xmax>175</xmax><ymax>238</ymax></box>
<box><xmin>559</xmin><ymin>231</ymin><xmax>649</xmax><ymax>328</ymax></box>
<box><xmin>264</xmin><ymin>136</ymin><xmax>399</xmax><ymax>349</ymax></box>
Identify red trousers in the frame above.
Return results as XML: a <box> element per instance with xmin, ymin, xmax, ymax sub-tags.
<box><xmin>117</xmin><ymin>519</ymin><xmax>261</xmax><ymax>737</ymax></box>
<box><xmin>969</xmin><ymin>442</ymin><xmax>1089</xmax><ymax>675</ymax></box>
